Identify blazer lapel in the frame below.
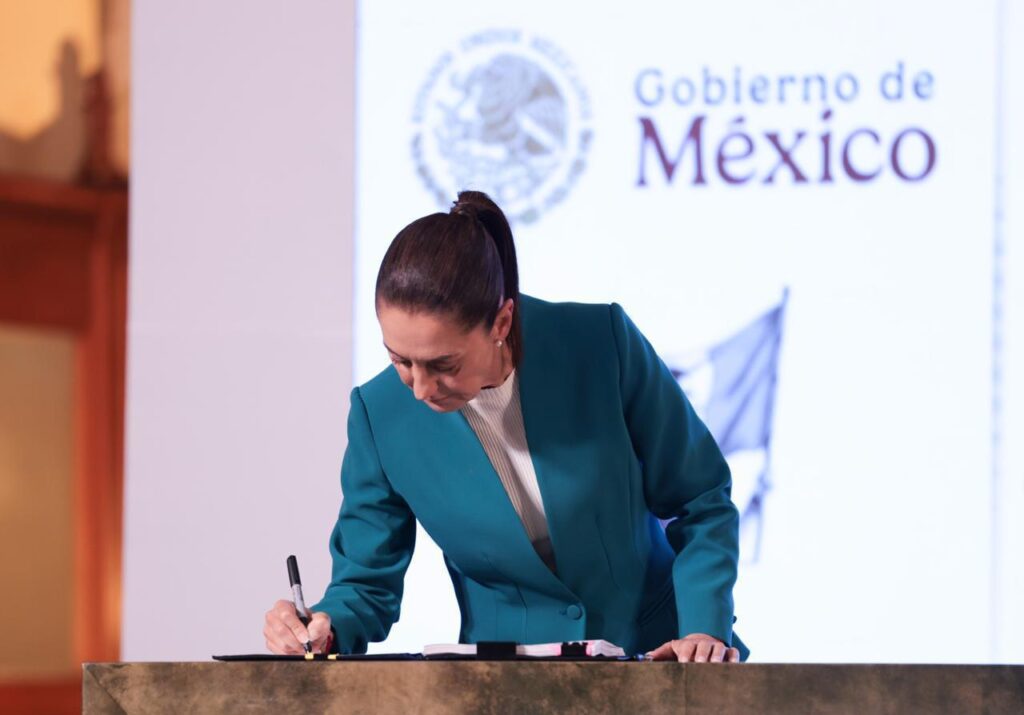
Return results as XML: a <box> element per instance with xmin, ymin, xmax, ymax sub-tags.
<box><xmin>412</xmin><ymin>403</ymin><xmax>574</xmax><ymax>597</ymax></box>
<box><xmin>518</xmin><ymin>343</ymin><xmax>594</xmax><ymax>597</ymax></box>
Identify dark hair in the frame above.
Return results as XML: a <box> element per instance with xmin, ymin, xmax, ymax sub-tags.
<box><xmin>375</xmin><ymin>190</ymin><xmax>523</xmax><ymax>366</ymax></box>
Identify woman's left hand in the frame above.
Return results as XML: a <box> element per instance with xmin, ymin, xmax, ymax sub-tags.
<box><xmin>646</xmin><ymin>633</ymin><xmax>740</xmax><ymax>662</ymax></box>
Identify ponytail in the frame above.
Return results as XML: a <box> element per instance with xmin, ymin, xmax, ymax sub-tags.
<box><xmin>449</xmin><ymin>191</ymin><xmax>522</xmax><ymax>366</ymax></box>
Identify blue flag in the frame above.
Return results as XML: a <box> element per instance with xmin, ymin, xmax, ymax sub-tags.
<box><xmin>668</xmin><ymin>290</ymin><xmax>788</xmax><ymax>562</ymax></box>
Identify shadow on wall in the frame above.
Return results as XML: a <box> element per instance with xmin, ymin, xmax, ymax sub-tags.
<box><xmin>0</xmin><ymin>39</ymin><xmax>121</xmax><ymax>186</ymax></box>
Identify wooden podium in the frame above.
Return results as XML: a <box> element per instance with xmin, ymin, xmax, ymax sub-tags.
<box><xmin>82</xmin><ymin>661</ymin><xmax>1023</xmax><ymax>714</ymax></box>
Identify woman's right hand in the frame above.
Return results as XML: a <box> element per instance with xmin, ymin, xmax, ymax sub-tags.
<box><xmin>263</xmin><ymin>600</ymin><xmax>333</xmax><ymax>654</ymax></box>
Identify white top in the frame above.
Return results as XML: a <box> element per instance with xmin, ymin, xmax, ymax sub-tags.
<box><xmin>460</xmin><ymin>370</ymin><xmax>556</xmax><ymax>571</ymax></box>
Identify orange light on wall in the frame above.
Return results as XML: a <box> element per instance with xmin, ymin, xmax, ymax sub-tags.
<box><xmin>0</xmin><ymin>0</ymin><xmax>102</xmax><ymax>139</ymax></box>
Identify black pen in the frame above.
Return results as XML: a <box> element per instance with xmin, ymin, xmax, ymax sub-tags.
<box><xmin>286</xmin><ymin>555</ymin><xmax>313</xmax><ymax>654</ymax></box>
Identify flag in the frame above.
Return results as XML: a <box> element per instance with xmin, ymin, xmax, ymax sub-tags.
<box><xmin>668</xmin><ymin>290</ymin><xmax>788</xmax><ymax>562</ymax></box>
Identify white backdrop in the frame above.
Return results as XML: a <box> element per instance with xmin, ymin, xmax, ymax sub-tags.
<box><xmin>123</xmin><ymin>0</ymin><xmax>356</xmax><ymax>659</ymax></box>
<box><xmin>352</xmin><ymin>0</ymin><xmax>1024</xmax><ymax>662</ymax></box>
<box><xmin>124</xmin><ymin>0</ymin><xmax>1023</xmax><ymax>662</ymax></box>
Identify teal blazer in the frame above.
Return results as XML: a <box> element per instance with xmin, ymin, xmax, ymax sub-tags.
<box><xmin>313</xmin><ymin>295</ymin><xmax>747</xmax><ymax>659</ymax></box>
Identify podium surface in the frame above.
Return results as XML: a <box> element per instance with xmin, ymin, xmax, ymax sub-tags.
<box><xmin>82</xmin><ymin>661</ymin><xmax>1024</xmax><ymax>714</ymax></box>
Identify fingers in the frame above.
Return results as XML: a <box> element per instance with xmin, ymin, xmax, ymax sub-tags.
<box><xmin>307</xmin><ymin>612</ymin><xmax>333</xmax><ymax>654</ymax></box>
<box><xmin>671</xmin><ymin>638</ymin><xmax>698</xmax><ymax>662</ymax></box>
<box><xmin>645</xmin><ymin>641</ymin><xmax>678</xmax><ymax>661</ymax></box>
<box><xmin>263</xmin><ymin>619</ymin><xmax>303</xmax><ymax>655</ymax></box>
<box><xmin>263</xmin><ymin>599</ymin><xmax>311</xmax><ymax>655</ymax></box>
<box><xmin>648</xmin><ymin>637</ymin><xmax>741</xmax><ymax>663</ymax></box>
<box><xmin>280</xmin><ymin>600</ymin><xmax>313</xmax><ymax>647</ymax></box>
<box><xmin>689</xmin><ymin>639</ymin><xmax>713</xmax><ymax>663</ymax></box>
<box><xmin>709</xmin><ymin>642</ymin><xmax>728</xmax><ymax>663</ymax></box>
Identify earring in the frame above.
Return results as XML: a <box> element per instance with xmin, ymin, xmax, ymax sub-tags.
<box><xmin>496</xmin><ymin>339</ymin><xmax>504</xmax><ymax>347</ymax></box>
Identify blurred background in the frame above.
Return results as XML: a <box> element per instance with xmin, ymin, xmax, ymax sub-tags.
<box><xmin>1</xmin><ymin>0</ymin><xmax>128</xmax><ymax>712</ymax></box>
<box><xmin>1</xmin><ymin>1</ymin><xmax>1022</xmax><ymax>712</ymax></box>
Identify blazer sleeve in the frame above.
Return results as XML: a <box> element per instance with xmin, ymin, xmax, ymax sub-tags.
<box><xmin>310</xmin><ymin>386</ymin><xmax>417</xmax><ymax>654</ymax></box>
<box><xmin>608</xmin><ymin>302</ymin><xmax>742</xmax><ymax>652</ymax></box>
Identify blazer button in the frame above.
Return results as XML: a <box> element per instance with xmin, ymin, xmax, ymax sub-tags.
<box><xmin>566</xmin><ymin>604</ymin><xmax>583</xmax><ymax>620</ymax></box>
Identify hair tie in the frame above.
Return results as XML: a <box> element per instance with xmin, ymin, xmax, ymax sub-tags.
<box><xmin>451</xmin><ymin>201</ymin><xmax>475</xmax><ymax>218</ymax></box>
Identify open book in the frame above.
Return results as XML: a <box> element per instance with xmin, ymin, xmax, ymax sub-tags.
<box><xmin>422</xmin><ymin>639</ymin><xmax>626</xmax><ymax>658</ymax></box>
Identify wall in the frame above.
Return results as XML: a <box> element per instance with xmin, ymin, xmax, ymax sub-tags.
<box><xmin>123</xmin><ymin>0</ymin><xmax>356</xmax><ymax>659</ymax></box>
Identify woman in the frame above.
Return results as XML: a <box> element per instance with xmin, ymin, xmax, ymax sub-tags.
<box><xmin>264</xmin><ymin>191</ymin><xmax>747</xmax><ymax>662</ymax></box>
